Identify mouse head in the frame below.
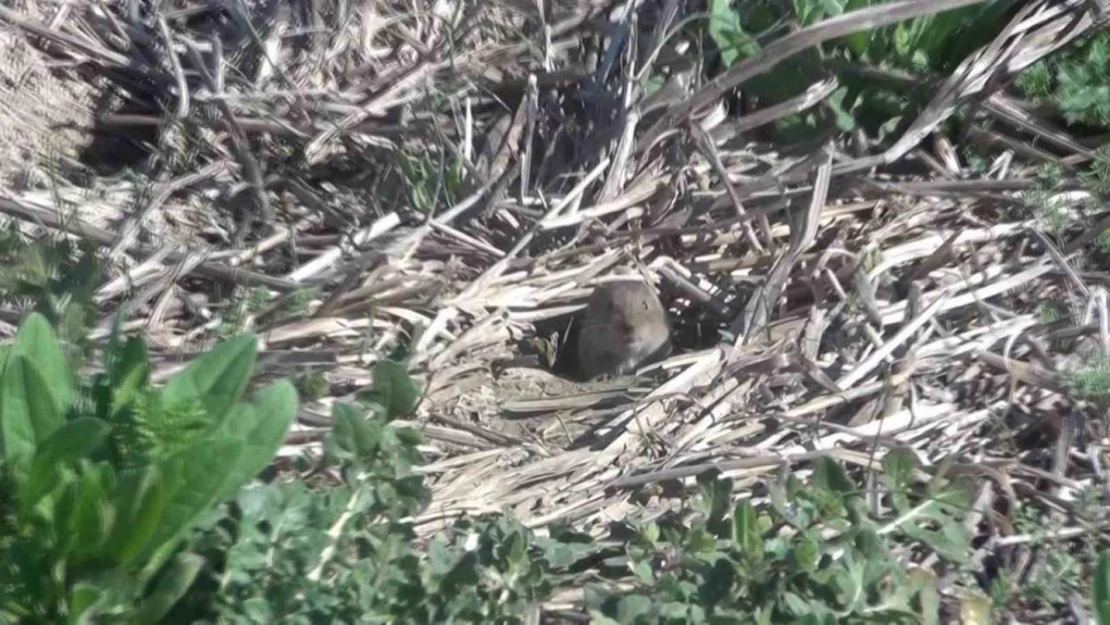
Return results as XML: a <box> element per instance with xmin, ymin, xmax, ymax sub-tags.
<box><xmin>585</xmin><ymin>281</ymin><xmax>668</xmax><ymax>351</ymax></box>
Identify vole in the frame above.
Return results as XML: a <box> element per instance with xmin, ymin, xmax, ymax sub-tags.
<box><xmin>576</xmin><ymin>280</ymin><xmax>671</xmax><ymax>380</ymax></box>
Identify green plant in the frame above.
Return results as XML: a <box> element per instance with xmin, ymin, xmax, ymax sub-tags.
<box><xmin>1094</xmin><ymin>550</ymin><xmax>1110</xmax><ymax>625</ymax></box>
<box><xmin>585</xmin><ymin>452</ymin><xmax>973</xmax><ymax>624</ymax></box>
<box><xmin>1018</xmin><ymin>32</ymin><xmax>1110</xmax><ymax>130</ymax></box>
<box><xmin>171</xmin><ymin>359</ymin><xmax>584</xmax><ymax>624</ymax></box>
<box><xmin>1066</xmin><ymin>355</ymin><xmax>1110</xmax><ymax>400</ymax></box>
<box><xmin>1081</xmin><ymin>147</ymin><xmax>1110</xmax><ymax>198</ymax></box>
<box><xmin>0</xmin><ymin>229</ymin><xmax>102</xmax><ymax>367</ymax></box>
<box><xmin>705</xmin><ymin>0</ymin><xmax>1019</xmax><ymax>141</ymax></box>
<box><xmin>1025</xmin><ymin>163</ymin><xmax>1071</xmax><ymax>233</ymax></box>
<box><xmin>396</xmin><ymin>148</ymin><xmax>466</xmax><ymax>214</ymax></box>
<box><xmin>0</xmin><ymin>314</ymin><xmax>297</xmax><ymax>623</ymax></box>
<box><xmin>220</xmin><ymin>286</ymin><xmax>272</xmax><ymax>338</ymax></box>
<box><xmin>985</xmin><ymin>490</ymin><xmax>1103</xmax><ymax>619</ymax></box>
<box><xmin>169</xmin><ymin>361</ymin><xmax>977</xmax><ymax>624</ymax></box>
<box><xmin>293</xmin><ymin>370</ymin><xmax>330</xmax><ymax>402</ymax></box>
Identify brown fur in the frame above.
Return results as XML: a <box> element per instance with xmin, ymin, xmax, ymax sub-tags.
<box><xmin>576</xmin><ymin>280</ymin><xmax>670</xmax><ymax>380</ymax></box>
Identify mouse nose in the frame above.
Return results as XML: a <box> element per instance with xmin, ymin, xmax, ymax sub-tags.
<box><xmin>617</xmin><ymin>320</ymin><xmax>636</xmax><ymax>342</ymax></box>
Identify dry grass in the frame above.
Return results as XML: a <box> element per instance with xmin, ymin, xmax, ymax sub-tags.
<box><xmin>2</xmin><ymin>0</ymin><xmax>1110</xmax><ymax>616</ymax></box>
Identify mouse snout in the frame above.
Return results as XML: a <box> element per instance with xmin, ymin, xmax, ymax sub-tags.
<box><xmin>606</xmin><ymin>319</ymin><xmax>633</xmax><ymax>345</ymax></box>
<box><xmin>617</xmin><ymin>319</ymin><xmax>650</xmax><ymax>346</ymax></box>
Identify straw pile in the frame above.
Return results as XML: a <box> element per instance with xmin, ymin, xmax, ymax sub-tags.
<box><xmin>1</xmin><ymin>0</ymin><xmax>1109</xmax><ymax>616</ymax></box>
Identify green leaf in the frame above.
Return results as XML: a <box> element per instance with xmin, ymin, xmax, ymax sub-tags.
<box><xmin>1094</xmin><ymin>551</ymin><xmax>1110</xmax><ymax>625</ymax></box>
<box><xmin>162</xmin><ymin>334</ymin><xmax>258</xmax><ymax>425</ymax></box>
<box><xmin>812</xmin><ymin>455</ymin><xmax>855</xmax><ymax>496</ymax></box>
<box><xmin>108</xmin><ymin>338</ymin><xmax>150</xmax><ymax>418</ymax></box>
<box><xmin>133</xmin><ymin>552</ymin><xmax>204</xmax><ymax>623</ymax></box>
<box><xmin>0</xmin><ymin>358</ymin><xmax>33</xmax><ymax>471</ymax></box>
<box><xmin>67</xmin><ymin>582</ymin><xmax>104</xmax><ymax>625</ymax></box>
<box><xmin>12</xmin><ymin>312</ymin><xmax>73</xmax><ymax>414</ymax></box>
<box><xmin>329</xmin><ymin>401</ymin><xmax>358</xmax><ymax>457</ymax></box>
<box><xmin>106</xmin><ymin>333</ymin><xmax>148</xmax><ymax>387</ymax></box>
<box><xmin>372</xmin><ymin>360</ymin><xmax>420</xmax><ymax>418</ymax></box>
<box><xmin>102</xmin><ymin>466</ymin><xmax>166</xmax><ymax>566</ymax></box>
<box><xmin>731</xmin><ymin>500</ymin><xmax>762</xmax><ymax>561</ymax></box>
<box><xmin>795</xmin><ymin>530</ymin><xmax>821</xmax><ymax>572</ymax></box>
<box><xmin>882</xmin><ymin>448</ymin><xmax>917</xmax><ymax>493</ymax></box>
<box><xmin>22</xmin><ymin>418</ymin><xmax>110</xmax><ymax>511</ymax></box>
<box><xmin>827</xmin><ymin>87</ymin><xmax>857</xmax><ymax>132</ymax></box>
<box><xmin>708</xmin><ymin>0</ymin><xmax>759</xmax><ymax>67</ymax></box>
<box><xmin>140</xmin><ymin>439</ymin><xmax>244</xmax><ymax>577</ymax></box>
<box><xmin>216</xmin><ymin>380</ymin><xmax>297</xmax><ymax>500</ymax></box>
<box><xmin>2</xmin><ymin>355</ymin><xmax>66</xmax><ymax>480</ymax></box>
<box><xmin>330</xmin><ymin>401</ymin><xmax>383</xmax><ymax>461</ymax></box>
<box><xmin>68</xmin><ymin>463</ymin><xmax>115</xmax><ymax>565</ymax></box>
<box><xmin>909</xmin><ymin>568</ymin><xmax>940</xmax><ymax>625</ymax></box>
<box><xmin>615</xmin><ymin>594</ymin><xmax>653</xmax><ymax>622</ymax></box>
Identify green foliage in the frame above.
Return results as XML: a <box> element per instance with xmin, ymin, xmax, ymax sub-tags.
<box><xmin>1</xmin><ymin>327</ymin><xmax>971</xmax><ymax>624</ymax></box>
<box><xmin>708</xmin><ymin>0</ymin><xmax>758</xmax><ymax>67</ymax></box>
<box><xmin>1019</xmin><ymin>32</ymin><xmax>1110</xmax><ymax>130</ymax></box>
<box><xmin>1015</xmin><ymin>62</ymin><xmax>1053</xmax><ymax>100</ymax></box>
<box><xmin>220</xmin><ymin>286</ymin><xmax>272</xmax><ymax>338</ymax></box>
<box><xmin>397</xmin><ymin>149</ymin><xmax>466</xmax><ymax>214</ymax></box>
<box><xmin>585</xmin><ymin>450</ymin><xmax>972</xmax><ymax>624</ymax></box>
<box><xmin>293</xmin><ymin>370</ymin><xmax>329</xmax><ymax>402</ymax></box>
<box><xmin>1081</xmin><ymin>147</ymin><xmax>1110</xmax><ymax>198</ymax></box>
<box><xmin>0</xmin><ymin>228</ymin><xmax>102</xmax><ymax>367</ymax></box>
<box><xmin>1066</xmin><ymin>355</ymin><xmax>1110</xmax><ymax>400</ymax></box>
<box><xmin>704</xmin><ymin>0</ymin><xmax>1018</xmax><ymax>141</ymax></box>
<box><xmin>1036</xmin><ymin>300</ymin><xmax>1069</xmax><ymax>324</ymax></box>
<box><xmin>1025</xmin><ymin>164</ymin><xmax>1071</xmax><ymax>233</ymax></box>
<box><xmin>171</xmin><ymin>360</ymin><xmax>576</xmax><ymax>624</ymax></box>
<box><xmin>0</xmin><ymin>314</ymin><xmax>296</xmax><ymax>623</ymax></box>
<box><xmin>1095</xmin><ymin>551</ymin><xmax>1110</xmax><ymax>625</ymax></box>
<box><xmin>167</xmin><ymin>375</ymin><xmax>974</xmax><ymax>625</ymax></box>
<box><xmin>983</xmin><ymin>494</ymin><xmax>1101</xmax><ymax>618</ymax></box>
<box><xmin>355</xmin><ymin>359</ymin><xmax>422</xmax><ymax>420</ymax></box>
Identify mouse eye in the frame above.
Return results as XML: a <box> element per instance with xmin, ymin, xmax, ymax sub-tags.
<box><xmin>642</xmin><ymin>301</ymin><xmax>650</xmax><ymax>311</ymax></box>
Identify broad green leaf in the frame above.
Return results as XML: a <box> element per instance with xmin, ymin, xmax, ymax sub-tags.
<box><xmin>68</xmin><ymin>463</ymin><xmax>116</xmax><ymax>565</ymax></box>
<box><xmin>1</xmin><ymin>357</ymin><xmax>34</xmax><ymax>472</ymax></box>
<box><xmin>372</xmin><ymin>360</ymin><xmax>421</xmax><ymax>418</ymax></box>
<box><xmin>109</xmin><ymin>338</ymin><xmax>150</xmax><ymax>418</ymax></box>
<box><xmin>1095</xmin><ymin>551</ymin><xmax>1110</xmax><ymax>625</ymax></box>
<box><xmin>615</xmin><ymin>594</ymin><xmax>653</xmax><ymax>622</ymax></box>
<box><xmin>731</xmin><ymin>501</ymin><xmax>762</xmax><ymax>561</ymax></box>
<box><xmin>12</xmin><ymin>312</ymin><xmax>73</xmax><ymax>415</ymax></box>
<box><xmin>21</xmin><ymin>357</ymin><xmax>64</xmax><ymax>440</ymax></box>
<box><xmin>162</xmin><ymin>334</ymin><xmax>258</xmax><ymax>425</ymax></box>
<box><xmin>587</xmin><ymin>613</ymin><xmax>621</xmax><ymax>625</ymax></box>
<box><xmin>909</xmin><ymin>568</ymin><xmax>941</xmax><ymax>625</ymax></box>
<box><xmin>133</xmin><ymin>552</ymin><xmax>204</xmax><ymax>623</ymax></box>
<box><xmin>22</xmin><ymin>418</ymin><xmax>110</xmax><ymax>512</ymax></box>
<box><xmin>106</xmin><ymin>329</ymin><xmax>148</xmax><ymax>386</ymax></box>
<box><xmin>331</xmin><ymin>402</ymin><xmax>383</xmax><ymax>460</ymax></box>
<box><xmin>216</xmin><ymin>380</ymin><xmax>297</xmax><ymax>500</ymax></box>
<box><xmin>708</xmin><ymin>0</ymin><xmax>759</xmax><ymax>67</ymax></box>
<box><xmin>103</xmin><ymin>466</ymin><xmax>166</xmax><ymax>566</ymax></box>
<box><xmin>795</xmin><ymin>530</ymin><xmax>821</xmax><ymax>572</ymax></box>
<box><xmin>881</xmin><ymin>447</ymin><xmax>917</xmax><ymax>493</ymax></box>
<box><xmin>827</xmin><ymin>87</ymin><xmax>857</xmax><ymax>132</ymax></box>
<box><xmin>140</xmin><ymin>439</ymin><xmax>244</xmax><ymax>578</ymax></box>
<box><xmin>329</xmin><ymin>401</ymin><xmax>361</xmax><ymax>459</ymax></box>
<box><xmin>67</xmin><ymin>583</ymin><xmax>104</xmax><ymax>625</ymax></box>
<box><xmin>812</xmin><ymin>455</ymin><xmax>855</xmax><ymax>496</ymax></box>
<box><xmin>2</xmin><ymin>355</ymin><xmax>65</xmax><ymax>480</ymax></box>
